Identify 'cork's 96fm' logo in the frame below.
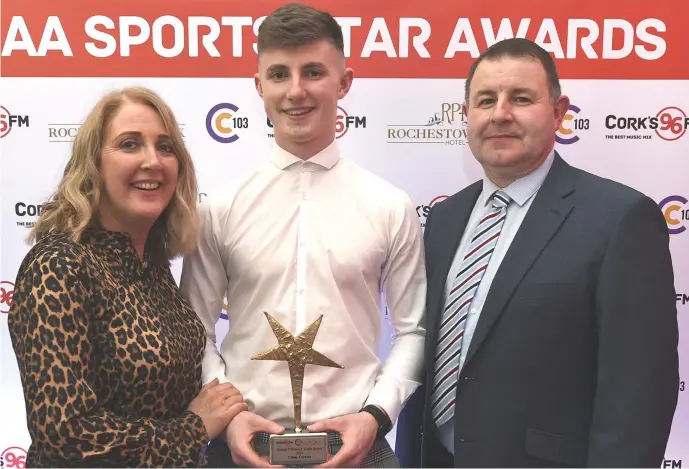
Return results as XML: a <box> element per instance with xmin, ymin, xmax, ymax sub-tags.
<box><xmin>659</xmin><ymin>195</ymin><xmax>688</xmax><ymax>235</ymax></box>
<box><xmin>0</xmin><ymin>447</ymin><xmax>27</xmax><ymax>468</ymax></box>
<box><xmin>655</xmin><ymin>107</ymin><xmax>688</xmax><ymax>141</ymax></box>
<box><xmin>1</xmin><ymin>281</ymin><xmax>15</xmax><ymax>314</ymax></box>
<box><xmin>605</xmin><ymin>106</ymin><xmax>689</xmax><ymax>142</ymax></box>
<box><xmin>335</xmin><ymin>106</ymin><xmax>366</xmax><ymax>139</ymax></box>
<box><xmin>267</xmin><ymin>106</ymin><xmax>366</xmax><ymax>139</ymax></box>
<box><xmin>663</xmin><ymin>460</ymin><xmax>682</xmax><ymax>468</ymax></box>
<box><xmin>0</xmin><ymin>106</ymin><xmax>30</xmax><ymax>138</ymax></box>
<box><xmin>417</xmin><ymin>195</ymin><xmax>449</xmax><ymax>228</ymax></box>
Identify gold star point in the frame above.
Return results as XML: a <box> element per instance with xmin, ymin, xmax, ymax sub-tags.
<box><xmin>251</xmin><ymin>312</ymin><xmax>343</xmax><ymax>370</ymax></box>
<box><xmin>250</xmin><ymin>312</ymin><xmax>343</xmax><ymax>431</ymax></box>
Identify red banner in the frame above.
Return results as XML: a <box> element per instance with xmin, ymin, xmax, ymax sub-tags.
<box><xmin>1</xmin><ymin>0</ymin><xmax>688</xmax><ymax>78</ymax></box>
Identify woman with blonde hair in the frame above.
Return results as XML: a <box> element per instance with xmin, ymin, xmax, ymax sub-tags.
<box><xmin>8</xmin><ymin>87</ymin><xmax>246</xmax><ymax>467</ymax></box>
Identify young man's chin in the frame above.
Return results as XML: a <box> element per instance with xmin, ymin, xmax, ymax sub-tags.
<box><xmin>283</xmin><ymin>129</ymin><xmax>319</xmax><ymax>142</ymax></box>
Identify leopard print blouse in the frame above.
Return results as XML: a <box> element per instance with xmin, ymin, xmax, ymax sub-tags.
<box><xmin>8</xmin><ymin>229</ymin><xmax>209</xmax><ymax>467</ymax></box>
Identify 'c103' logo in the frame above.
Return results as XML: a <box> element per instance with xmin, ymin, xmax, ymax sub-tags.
<box><xmin>206</xmin><ymin>103</ymin><xmax>248</xmax><ymax>144</ymax></box>
<box><xmin>556</xmin><ymin>104</ymin><xmax>588</xmax><ymax>145</ymax></box>
<box><xmin>220</xmin><ymin>296</ymin><xmax>229</xmax><ymax>320</ymax></box>
<box><xmin>659</xmin><ymin>195</ymin><xmax>688</xmax><ymax>235</ymax></box>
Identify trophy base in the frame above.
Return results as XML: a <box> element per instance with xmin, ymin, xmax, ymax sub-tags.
<box><xmin>269</xmin><ymin>431</ymin><xmax>328</xmax><ymax>465</ymax></box>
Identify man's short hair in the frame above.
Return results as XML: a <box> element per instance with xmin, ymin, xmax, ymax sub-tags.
<box><xmin>257</xmin><ymin>3</ymin><xmax>344</xmax><ymax>55</ymax></box>
<box><xmin>464</xmin><ymin>38</ymin><xmax>562</xmax><ymax>104</ymax></box>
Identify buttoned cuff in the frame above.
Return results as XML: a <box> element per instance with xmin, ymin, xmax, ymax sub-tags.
<box><xmin>364</xmin><ymin>377</ymin><xmax>419</xmax><ymax>425</ymax></box>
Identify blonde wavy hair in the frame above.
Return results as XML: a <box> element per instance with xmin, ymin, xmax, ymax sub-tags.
<box><xmin>29</xmin><ymin>86</ymin><xmax>199</xmax><ymax>262</ymax></box>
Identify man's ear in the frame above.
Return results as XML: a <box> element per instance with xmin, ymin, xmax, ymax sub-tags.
<box><xmin>337</xmin><ymin>68</ymin><xmax>354</xmax><ymax>100</ymax></box>
<box><xmin>553</xmin><ymin>94</ymin><xmax>571</xmax><ymax>131</ymax></box>
<box><xmin>255</xmin><ymin>73</ymin><xmax>263</xmax><ymax>98</ymax></box>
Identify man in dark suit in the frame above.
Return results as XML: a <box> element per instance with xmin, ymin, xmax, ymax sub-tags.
<box><xmin>395</xmin><ymin>38</ymin><xmax>679</xmax><ymax>468</ymax></box>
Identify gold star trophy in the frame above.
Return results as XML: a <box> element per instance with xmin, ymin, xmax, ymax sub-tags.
<box><xmin>251</xmin><ymin>312</ymin><xmax>343</xmax><ymax>465</ymax></box>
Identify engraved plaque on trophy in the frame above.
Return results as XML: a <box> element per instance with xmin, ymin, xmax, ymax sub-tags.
<box><xmin>251</xmin><ymin>312</ymin><xmax>344</xmax><ymax>466</ymax></box>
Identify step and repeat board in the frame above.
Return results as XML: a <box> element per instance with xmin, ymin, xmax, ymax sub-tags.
<box><xmin>1</xmin><ymin>0</ymin><xmax>687</xmax><ymax>466</ymax></box>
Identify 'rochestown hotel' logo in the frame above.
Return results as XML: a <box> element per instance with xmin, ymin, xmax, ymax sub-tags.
<box><xmin>49</xmin><ymin>124</ymin><xmax>187</xmax><ymax>143</ymax></box>
<box><xmin>48</xmin><ymin>124</ymin><xmax>81</xmax><ymax>142</ymax></box>
<box><xmin>386</xmin><ymin>103</ymin><xmax>468</xmax><ymax>146</ymax></box>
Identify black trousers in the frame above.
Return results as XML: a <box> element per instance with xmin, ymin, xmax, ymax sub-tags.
<box><xmin>423</xmin><ymin>430</ymin><xmax>454</xmax><ymax>468</ymax></box>
<box><xmin>205</xmin><ymin>437</ymin><xmax>236</xmax><ymax>468</ymax></box>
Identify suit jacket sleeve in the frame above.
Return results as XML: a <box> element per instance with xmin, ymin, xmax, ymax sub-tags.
<box><xmin>395</xmin><ymin>204</ymin><xmax>438</xmax><ymax>467</ymax></box>
<box><xmin>587</xmin><ymin>194</ymin><xmax>679</xmax><ymax>467</ymax></box>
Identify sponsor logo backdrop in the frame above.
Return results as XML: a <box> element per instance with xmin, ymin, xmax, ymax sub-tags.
<box><xmin>1</xmin><ymin>0</ymin><xmax>687</xmax><ymax>464</ymax></box>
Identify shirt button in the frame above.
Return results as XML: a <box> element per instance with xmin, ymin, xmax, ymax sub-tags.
<box><xmin>470</xmin><ymin>308</ymin><xmax>476</xmax><ymax>315</ymax></box>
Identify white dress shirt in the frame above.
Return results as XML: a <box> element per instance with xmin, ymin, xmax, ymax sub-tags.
<box><xmin>179</xmin><ymin>140</ymin><xmax>426</xmax><ymax>429</ymax></box>
<box><xmin>437</xmin><ymin>151</ymin><xmax>555</xmax><ymax>453</ymax></box>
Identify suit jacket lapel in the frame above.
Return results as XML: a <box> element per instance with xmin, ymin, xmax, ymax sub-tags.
<box><xmin>424</xmin><ymin>181</ymin><xmax>482</xmax><ymax>386</ymax></box>
<box><xmin>462</xmin><ymin>153</ymin><xmax>576</xmax><ymax>368</ymax></box>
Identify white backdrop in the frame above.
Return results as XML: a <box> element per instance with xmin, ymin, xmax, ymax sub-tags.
<box><xmin>1</xmin><ymin>0</ymin><xmax>688</xmax><ymax>467</ymax></box>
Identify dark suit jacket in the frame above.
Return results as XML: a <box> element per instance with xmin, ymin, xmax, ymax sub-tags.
<box><xmin>396</xmin><ymin>153</ymin><xmax>679</xmax><ymax>467</ymax></box>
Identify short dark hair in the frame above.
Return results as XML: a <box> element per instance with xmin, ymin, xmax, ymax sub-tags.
<box><xmin>464</xmin><ymin>38</ymin><xmax>562</xmax><ymax>104</ymax></box>
<box><xmin>257</xmin><ymin>3</ymin><xmax>344</xmax><ymax>55</ymax></box>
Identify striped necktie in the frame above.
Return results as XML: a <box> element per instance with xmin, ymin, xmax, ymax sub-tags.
<box><xmin>431</xmin><ymin>190</ymin><xmax>511</xmax><ymax>427</ymax></box>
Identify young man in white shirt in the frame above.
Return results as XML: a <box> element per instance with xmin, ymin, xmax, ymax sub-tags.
<box><xmin>179</xmin><ymin>3</ymin><xmax>426</xmax><ymax>467</ymax></box>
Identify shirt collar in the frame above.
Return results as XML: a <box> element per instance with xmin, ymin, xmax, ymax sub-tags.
<box><xmin>270</xmin><ymin>139</ymin><xmax>341</xmax><ymax>170</ymax></box>
<box><xmin>480</xmin><ymin>149</ymin><xmax>555</xmax><ymax>207</ymax></box>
